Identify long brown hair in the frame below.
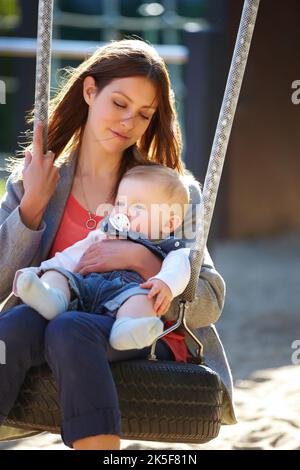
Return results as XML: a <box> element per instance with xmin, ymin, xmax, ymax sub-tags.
<box><xmin>9</xmin><ymin>39</ymin><xmax>185</xmax><ymax>193</ymax></box>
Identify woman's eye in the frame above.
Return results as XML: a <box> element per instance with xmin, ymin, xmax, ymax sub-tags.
<box><xmin>114</xmin><ymin>101</ymin><xmax>125</xmax><ymax>108</ymax></box>
<box><xmin>114</xmin><ymin>101</ymin><xmax>150</xmax><ymax>120</ymax></box>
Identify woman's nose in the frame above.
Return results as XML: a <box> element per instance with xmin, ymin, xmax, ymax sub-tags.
<box><xmin>120</xmin><ymin>114</ymin><xmax>135</xmax><ymax>130</ymax></box>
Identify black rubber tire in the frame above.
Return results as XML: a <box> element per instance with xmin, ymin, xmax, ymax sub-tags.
<box><xmin>5</xmin><ymin>360</ymin><xmax>223</xmax><ymax>444</ymax></box>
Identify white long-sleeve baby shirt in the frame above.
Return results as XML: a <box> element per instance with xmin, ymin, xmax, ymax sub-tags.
<box><xmin>13</xmin><ymin>228</ymin><xmax>191</xmax><ymax>298</ymax></box>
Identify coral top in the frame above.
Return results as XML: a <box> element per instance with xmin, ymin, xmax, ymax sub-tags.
<box><xmin>49</xmin><ymin>192</ymin><xmax>188</xmax><ymax>362</ymax></box>
<box><xmin>49</xmin><ymin>193</ymin><xmax>103</xmax><ymax>257</ymax></box>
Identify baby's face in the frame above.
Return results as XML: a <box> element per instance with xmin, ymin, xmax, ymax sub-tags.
<box><xmin>112</xmin><ymin>178</ymin><xmax>180</xmax><ymax>238</ymax></box>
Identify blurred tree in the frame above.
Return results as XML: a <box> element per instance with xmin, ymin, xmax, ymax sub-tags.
<box><xmin>0</xmin><ymin>0</ymin><xmax>20</xmax><ymax>16</ymax></box>
<box><xmin>0</xmin><ymin>1</ymin><xmax>21</xmax><ymax>154</ymax></box>
<box><xmin>177</xmin><ymin>0</ymin><xmax>208</xmax><ymax>17</ymax></box>
<box><xmin>120</xmin><ymin>0</ymin><xmax>141</xmax><ymax>17</ymax></box>
<box><xmin>58</xmin><ymin>0</ymin><xmax>103</xmax><ymax>41</ymax></box>
<box><xmin>59</xmin><ymin>0</ymin><xmax>103</xmax><ymax>15</ymax></box>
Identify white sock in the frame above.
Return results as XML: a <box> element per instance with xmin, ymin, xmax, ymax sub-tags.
<box><xmin>109</xmin><ymin>316</ymin><xmax>164</xmax><ymax>351</ymax></box>
<box><xmin>16</xmin><ymin>271</ymin><xmax>69</xmax><ymax>320</ymax></box>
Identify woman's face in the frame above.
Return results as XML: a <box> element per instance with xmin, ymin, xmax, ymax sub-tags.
<box><xmin>83</xmin><ymin>76</ymin><xmax>158</xmax><ymax>155</ymax></box>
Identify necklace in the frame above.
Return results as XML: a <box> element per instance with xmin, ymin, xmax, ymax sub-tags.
<box><xmin>77</xmin><ymin>163</ymin><xmax>98</xmax><ymax>231</ymax></box>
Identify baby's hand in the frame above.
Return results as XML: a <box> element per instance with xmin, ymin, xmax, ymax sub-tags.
<box><xmin>139</xmin><ymin>278</ymin><xmax>173</xmax><ymax>316</ymax></box>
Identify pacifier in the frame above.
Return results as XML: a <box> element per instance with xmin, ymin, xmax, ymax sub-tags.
<box><xmin>108</xmin><ymin>213</ymin><xmax>131</xmax><ymax>232</ymax></box>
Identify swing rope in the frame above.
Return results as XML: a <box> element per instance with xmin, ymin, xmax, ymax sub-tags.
<box><xmin>33</xmin><ymin>0</ymin><xmax>53</xmax><ymax>154</ymax></box>
<box><xmin>183</xmin><ymin>0</ymin><xmax>261</xmax><ymax>302</ymax></box>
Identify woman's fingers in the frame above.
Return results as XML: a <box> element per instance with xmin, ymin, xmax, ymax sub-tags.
<box><xmin>44</xmin><ymin>150</ymin><xmax>55</xmax><ymax>162</ymax></box>
<box><xmin>33</xmin><ymin>122</ymin><xmax>56</xmax><ymax>165</ymax></box>
<box><xmin>77</xmin><ymin>247</ymin><xmax>98</xmax><ymax>265</ymax></box>
<box><xmin>23</xmin><ymin>149</ymin><xmax>56</xmax><ymax>175</ymax></box>
<box><xmin>75</xmin><ymin>247</ymin><xmax>101</xmax><ymax>272</ymax></box>
<box><xmin>23</xmin><ymin>150</ymin><xmax>32</xmax><ymax>171</ymax></box>
<box><xmin>33</xmin><ymin>121</ymin><xmax>45</xmax><ymax>161</ymax></box>
<box><xmin>21</xmin><ymin>123</ymin><xmax>60</xmax><ymax>209</ymax></box>
<box><xmin>78</xmin><ymin>262</ymin><xmax>102</xmax><ymax>276</ymax></box>
<box><xmin>47</xmin><ymin>153</ymin><xmax>60</xmax><ymax>181</ymax></box>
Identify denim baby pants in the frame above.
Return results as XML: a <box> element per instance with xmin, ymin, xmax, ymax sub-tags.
<box><xmin>43</xmin><ymin>267</ymin><xmax>150</xmax><ymax>318</ymax></box>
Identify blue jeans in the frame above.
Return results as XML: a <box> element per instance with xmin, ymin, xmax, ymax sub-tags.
<box><xmin>0</xmin><ymin>304</ymin><xmax>174</xmax><ymax>448</ymax></box>
<box><xmin>44</xmin><ymin>267</ymin><xmax>150</xmax><ymax>318</ymax></box>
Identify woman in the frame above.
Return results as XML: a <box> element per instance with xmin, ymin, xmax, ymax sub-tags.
<box><xmin>0</xmin><ymin>39</ymin><xmax>236</xmax><ymax>449</ymax></box>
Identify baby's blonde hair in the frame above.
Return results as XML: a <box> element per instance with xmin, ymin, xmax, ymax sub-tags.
<box><xmin>122</xmin><ymin>164</ymin><xmax>195</xmax><ymax>215</ymax></box>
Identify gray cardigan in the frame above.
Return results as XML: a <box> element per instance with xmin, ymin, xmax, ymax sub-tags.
<box><xmin>0</xmin><ymin>155</ymin><xmax>237</xmax><ymax>426</ymax></box>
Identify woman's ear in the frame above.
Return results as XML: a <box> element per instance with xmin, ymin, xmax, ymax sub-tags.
<box><xmin>83</xmin><ymin>76</ymin><xmax>97</xmax><ymax>105</ymax></box>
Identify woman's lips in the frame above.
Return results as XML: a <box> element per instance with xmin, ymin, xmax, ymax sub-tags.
<box><xmin>110</xmin><ymin>129</ymin><xmax>130</xmax><ymax>140</ymax></box>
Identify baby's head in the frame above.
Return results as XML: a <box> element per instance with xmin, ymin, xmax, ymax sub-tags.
<box><xmin>113</xmin><ymin>164</ymin><xmax>191</xmax><ymax>239</ymax></box>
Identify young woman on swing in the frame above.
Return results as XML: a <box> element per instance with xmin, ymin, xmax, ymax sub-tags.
<box><xmin>0</xmin><ymin>39</ymin><xmax>234</xmax><ymax>450</ymax></box>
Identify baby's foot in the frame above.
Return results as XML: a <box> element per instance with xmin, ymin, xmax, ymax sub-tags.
<box><xmin>109</xmin><ymin>316</ymin><xmax>164</xmax><ymax>350</ymax></box>
<box><xmin>16</xmin><ymin>271</ymin><xmax>68</xmax><ymax>320</ymax></box>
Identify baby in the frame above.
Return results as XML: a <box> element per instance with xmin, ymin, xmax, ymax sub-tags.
<box><xmin>13</xmin><ymin>164</ymin><xmax>192</xmax><ymax>351</ymax></box>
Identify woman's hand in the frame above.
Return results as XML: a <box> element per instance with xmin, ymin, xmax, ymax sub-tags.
<box><xmin>74</xmin><ymin>239</ymin><xmax>162</xmax><ymax>280</ymax></box>
<box><xmin>21</xmin><ymin>121</ymin><xmax>60</xmax><ymax>211</ymax></box>
<box><xmin>139</xmin><ymin>278</ymin><xmax>173</xmax><ymax>316</ymax></box>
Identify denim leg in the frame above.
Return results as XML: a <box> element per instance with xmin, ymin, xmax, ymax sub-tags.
<box><xmin>44</xmin><ymin>311</ymin><xmax>175</xmax><ymax>448</ymax></box>
<box><xmin>0</xmin><ymin>304</ymin><xmax>48</xmax><ymax>423</ymax></box>
<box><xmin>44</xmin><ymin>311</ymin><xmax>119</xmax><ymax>448</ymax></box>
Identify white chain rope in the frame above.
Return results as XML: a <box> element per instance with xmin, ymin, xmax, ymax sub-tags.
<box><xmin>34</xmin><ymin>0</ymin><xmax>54</xmax><ymax>154</ymax></box>
<box><xmin>182</xmin><ymin>0</ymin><xmax>261</xmax><ymax>302</ymax></box>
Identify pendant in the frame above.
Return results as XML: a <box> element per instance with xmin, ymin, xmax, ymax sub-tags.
<box><xmin>86</xmin><ymin>214</ymin><xmax>97</xmax><ymax>230</ymax></box>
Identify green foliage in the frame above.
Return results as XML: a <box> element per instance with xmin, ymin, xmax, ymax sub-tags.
<box><xmin>0</xmin><ymin>0</ymin><xmax>19</xmax><ymax>16</ymax></box>
<box><xmin>0</xmin><ymin>178</ymin><xmax>6</xmax><ymax>198</ymax></box>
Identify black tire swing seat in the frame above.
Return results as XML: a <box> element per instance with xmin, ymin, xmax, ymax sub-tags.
<box><xmin>3</xmin><ymin>0</ymin><xmax>260</xmax><ymax>444</ymax></box>
<box><xmin>5</xmin><ymin>354</ymin><xmax>223</xmax><ymax>443</ymax></box>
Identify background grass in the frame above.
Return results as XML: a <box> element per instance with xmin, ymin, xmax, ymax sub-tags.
<box><xmin>0</xmin><ymin>178</ymin><xmax>5</xmax><ymax>198</ymax></box>
<box><xmin>0</xmin><ymin>152</ymin><xmax>8</xmax><ymax>197</ymax></box>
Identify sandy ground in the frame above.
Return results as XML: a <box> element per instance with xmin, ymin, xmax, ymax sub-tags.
<box><xmin>0</xmin><ymin>232</ymin><xmax>299</xmax><ymax>450</ymax></box>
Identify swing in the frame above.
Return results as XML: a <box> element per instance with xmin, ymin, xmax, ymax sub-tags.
<box><xmin>2</xmin><ymin>0</ymin><xmax>260</xmax><ymax>444</ymax></box>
